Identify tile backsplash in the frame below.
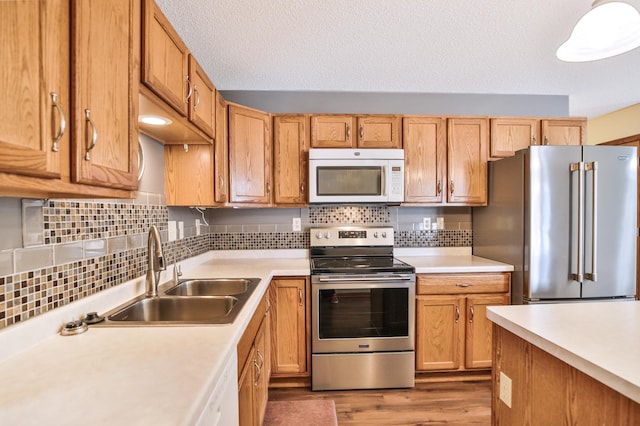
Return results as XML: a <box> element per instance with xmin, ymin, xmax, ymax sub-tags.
<box><xmin>0</xmin><ymin>201</ymin><xmax>472</xmax><ymax>330</ymax></box>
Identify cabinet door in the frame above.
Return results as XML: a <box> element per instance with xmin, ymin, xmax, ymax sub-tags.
<box><xmin>72</xmin><ymin>0</ymin><xmax>139</xmax><ymax>190</ymax></box>
<box><xmin>141</xmin><ymin>0</ymin><xmax>189</xmax><ymax>116</ymax></box>
<box><xmin>490</xmin><ymin>118</ymin><xmax>539</xmax><ymax>159</ymax></box>
<box><xmin>447</xmin><ymin>117</ymin><xmax>488</xmax><ymax>205</ymax></box>
<box><xmin>270</xmin><ymin>278</ymin><xmax>308</xmax><ymax>375</ymax></box>
<box><xmin>357</xmin><ymin>115</ymin><xmax>402</xmax><ymax>148</ymax></box>
<box><xmin>310</xmin><ymin>115</ymin><xmax>356</xmax><ymax>148</ymax></box>
<box><xmin>238</xmin><ymin>345</ymin><xmax>256</xmax><ymax>426</ymax></box>
<box><xmin>416</xmin><ymin>295</ymin><xmax>463</xmax><ymax>371</ymax></box>
<box><xmin>403</xmin><ymin>116</ymin><xmax>446</xmax><ymax>203</ymax></box>
<box><xmin>214</xmin><ymin>92</ymin><xmax>229</xmax><ymax>204</ymax></box>
<box><xmin>465</xmin><ymin>294</ymin><xmax>510</xmax><ymax>369</ymax></box>
<box><xmin>188</xmin><ymin>55</ymin><xmax>215</xmax><ymax>138</ymax></box>
<box><xmin>228</xmin><ymin>104</ymin><xmax>272</xmax><ymax>205</ymax></box>
<box><xmin>164</xmin><ymin>144</ymin><xmax>214</xmax><ymax>206</ymax></box>
<box><xmin>254</xmin><ymin>319</ymin><xmax>269</xmax><ymax>426</ymax></box>
<box><xmin>273</xmin><ymin>115</ymin><xmax>309</xmax><ymax>205</ymax></box>
<box><xmin>0</xmin><ymin>0</ymin><xmax>68</xmax><ymax>179</ymax></box>
<box><xmin>540</xmin><ymin>118</ymin><xmax>586</xmax><ymax>146</ymax></box>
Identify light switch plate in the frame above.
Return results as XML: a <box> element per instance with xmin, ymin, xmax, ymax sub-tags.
<box><xmin>292</xmin><ymin>217</ymin><xmax>301</xmax><ymax>232</ymax></box>
<box><xmin>436</xmin><ymin>217</ymin><xmax>445</xmax><ymax>230</ymax></box>
<box><xmin>422</xmin><ymin>217</ymin><xmax>431</xmax><ymax>230</ymax></box>
<box><xmin>168</xmin><ymin>221</ymin><xmax>177</xmax><ymax>241</ymax></box>
<box><xmin>195</xmin><ymin>219</ymin><xmax>201</xmax><ymax>236</ymax></box>
<box><xmin>178</xmin><ymin>221</ymin><xmax>184</xmax><ymax>239</ymax></box>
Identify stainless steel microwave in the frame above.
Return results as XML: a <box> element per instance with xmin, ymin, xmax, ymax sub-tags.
<box><xmin>308</xmin><ymin>149</ymin><xmax>405</xmax><ymax>203</ymax></box>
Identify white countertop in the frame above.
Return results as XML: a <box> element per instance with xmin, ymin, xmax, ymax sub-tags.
<box><xmin>487</xmin><ymin>301</ymin><xmax>640</xmax><ymax>404</ymax></box>
<box><xmin>0</xmin><ymin>248</ymin><xmax>512</xmax><ymax>424</ymax></box>
<box><xmin>395</xmin><ymin>247</ymin><xmax>514</xmax><ymax>273</ymax></box>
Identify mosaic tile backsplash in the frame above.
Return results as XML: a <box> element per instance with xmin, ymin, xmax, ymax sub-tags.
<box><xmin>0</xmin><ymin>202</ymin><xmax>472</xmax><ymax>330</ymax></box>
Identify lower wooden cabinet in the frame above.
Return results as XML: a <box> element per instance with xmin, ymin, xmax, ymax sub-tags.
<box><xmin>269</xmin><ymin>277</ymin><xmax>310</xmax><ymax>377</ymax></box>
<box><xmin>415</xmin><ymin>273</ymin><xmax>510</xmax><ymax>372</ymax></box>
<box><xmin>238</xmin><ymin>290</ymin><xmax>270</xmax><ymax>426</ymax></box>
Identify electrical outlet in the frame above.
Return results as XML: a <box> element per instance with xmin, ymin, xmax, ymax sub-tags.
<box><xmin>436</xmin><ymin>216</ymin><xmax>445</xmax><ymax>230</ymax></box>
<box><xmin>499</xmin><ymin>372</ymin><xmax>512</xmax><ymax>408</ymax></box>
<box><xmin>422</xmin><ymin>217</ymin><xmax>431</xmax><ymax>230</ymax></box>
<box><xmin>168</xmin><ymin>221</ymin><xmax>177</xmax><ymax>241</ymax></box>
<box><xmin>178</xmin><ymin>221</ymin><xmax>184</xmax><ymax>239</ymax></box>
<box><xmin>195</xmin><ymin>219</ymin><xmax>201</xmax><ymax>236</ymax></box>
<box><xmin>292</xmin><ymin>217</ymin><xmax>301</xmax><ymax>232</ymax></box>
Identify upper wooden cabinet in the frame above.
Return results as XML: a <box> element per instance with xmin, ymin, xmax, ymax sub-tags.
<box><xmin>141</xmin><ymin>0</ymin><xmax>215</xmax><ymax>139</ymax></box>
<box><xmin>228</xmin><ymin>104</ymin><xmax>272</xmax><ymax>206</ymax></box>
<box><xmin>273</xmin><ymin>115</ymin><xmax>309</xmax><ymax>206</ymax></box>
<box><xmin>403</xmin><ymin>116</ymin><xmax>447</xmax><ymax>204</ymax></box>
<box><xmin>164</xmin><ymin>144</ymin><xmax>214</xmax><ymax>206</ymax></box>
<box><xmin>214</xmin><ymin>92</ymin><xmax>229</xmax><ymax>204</ymax></box>
<box><xmin>490</xmin><ymin>117</ymin><xmax>539</xmax><ymax>159</ymax></box>
<box><xmin>72</xmin><ymin>0</ymin><xmax>140</xmax><ymax>190</ymax></box>
<box><xmin>447</xmin><ymin>117</ymin><xmax>488</xmax><ymax>206</ymax></box>
<box><xmin>0</xmin><ymin>0</ymin><xmax>139</xmax><ymax>198</ymax></box>
<box><xmin>310</xmin><ymin>115</ymin><xmax>401</xmax><ymax>148</ymax></box>
<box><xmin>540</xmin><ymin>118</ymin><xmax>586</xmax><ymax>146</ymax></box>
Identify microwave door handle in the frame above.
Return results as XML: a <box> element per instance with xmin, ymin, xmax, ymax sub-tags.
<box><xmin>381</xmin><ymin>165</ymin><xmax>386</xmax><ymax>196</ymax></box>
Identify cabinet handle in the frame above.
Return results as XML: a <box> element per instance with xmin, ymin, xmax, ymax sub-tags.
<box><xmin>185</xmin><ymin>75</ymin><xmax>192</xmax><ymax>103</ymax></box>
<box><xmin>256</xmin><ymin>349</ymin><xmax>264</xmax><ymax>367</ymax></box>
<box><xmin>544</xmin><ymin>136</ymin><xmax>549</xmax><ymax>146</ymax></box>
<box><xmin>346</xmin><ymin>124</ymin><xmax>351</xmax><ymax>141</ymax></box>
<box><xmin>469</xmin><ymin>305</ymin><xmax>475</xmax><ymax>323</ymax></box>
<box><xmin>436</xmin><ymin>180</ymin><xmax>442</xmax><ymax>195</ymax></box>
<box><xmin>300</xmin><ymin>183</ymin><xmax>305</xmax><ymax>195</ymax></box>
<box><xmin>532</xmin><ymin>135</ymin><xmax>537</xmax><ymax>146</ymax></box>
<box><xmin>193</xmin><ymin>85</ymin><xmax>200</xmax><ymax>112</ymax></box>
<box><xmin>456</xmin><ymin>283</ymin><xmax>473</xmax><ymax>287</ymax></box>
<box><xmin>265</xmin><ymin>298</ymin><xmax>271</xmax><ymax>316</ymax></box>
<box><xmin>266</xmin><ymin>181</ymin><xmax>271</xmax><ymax>194</ymax></box>
<box><xmin>218</xmin><ymin>174</ymin><xmax>224</xmax><ymax>190</ymax></box>
<box><xmin>455</xmin><ymin>305</ymin><xmax>460</xmax><ymax>323</ymax></box>
<box><xmin>359</xmin><ymin>124</ymin><xmax>364</xmax><ymax>141</ymax></box>
<box><xmin>84</xmin><ymin>109</ymin><xmax>98</xmax><ymax>161</ymax></box>
<box><xmin>450</xmin><ymin>180</ymin><xmax>455</xmax><ymax>195</ymax></box>
<box><xmin>299</xmin><ymin>288</ymin><xmax>304</xmax><ymax>306</ymax></box>
<box><xmin>50</xmin><ymin>92</ymin><xmax>66</xmax><ymax>153</ymax></box>
<box><xmin>253</xmin><ymin>359</ymin><xmax>261</xmax><ymax>386</ymax></box>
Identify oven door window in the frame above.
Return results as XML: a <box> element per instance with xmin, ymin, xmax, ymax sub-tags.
<box><xmin>316</xmin><ymin>166</ymin><xmax>382</xmax><ymax>196</ymax></box>
<box><xmin>318</xmin><ymin>288</ymin><xmax>409</xmax><ymax>339</ymax></box>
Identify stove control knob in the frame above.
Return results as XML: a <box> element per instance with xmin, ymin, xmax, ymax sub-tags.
<box><xmin>382</xmin><ymin>232</ymin><xmax>387</xmax><ymax>238</ymax></box>
<box><xmin>315</xmin><ymin>232</ymin><xmax>323</xmax><ymax>239</ymax></box>
<box><xmin>373</xmin><ymin>232</ymin><xmax>379</xmax><ymax>238</ymax></box>
<box><xmin>325</xmin><ymin>232</ymin><xmax>332</xmax><ymax>239</ymax></box>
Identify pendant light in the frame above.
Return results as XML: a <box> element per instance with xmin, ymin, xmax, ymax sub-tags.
<box><xmin>556</xmin><ymin>0</ymin><xmax>640</xmax><ymax>62</ymax></box>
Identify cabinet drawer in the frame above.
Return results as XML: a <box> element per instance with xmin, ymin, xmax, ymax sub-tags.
<box><xmin>417</xmin><ymin>273</ymin><xmax>510</xmax><ymax>295</ymax></box>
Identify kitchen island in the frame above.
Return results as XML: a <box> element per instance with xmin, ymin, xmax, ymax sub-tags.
<box><xmin>487</xmin><ymin>302</ymin><xmax>640</xmax><ymax>424</ymax></box>
<box><xmin>0</xmin><ymin>248</ymin><xmax>511</xmax><ymax>425</ymax></box>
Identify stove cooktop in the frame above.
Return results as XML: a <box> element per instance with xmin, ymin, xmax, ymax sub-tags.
<box><xmin>310</xmin><ymin>256</ymin><xmax>415</xmax><ymax>275</ymax></box>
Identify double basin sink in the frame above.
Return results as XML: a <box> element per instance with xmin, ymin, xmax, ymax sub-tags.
<box><xmin>99</xmin><ymin>278</ymin><xmax>261</xmax><ymax>325</ymax></box>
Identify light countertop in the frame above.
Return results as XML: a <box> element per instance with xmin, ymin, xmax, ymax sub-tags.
<box><xmin>0</xmin><ymin>249</ymin><xmax>512</xmax><ymax>424</ymax></box>
<box><xmin>487</xmin><ymin>301</ymin><xmax>640</xmax><ymax>404</ymax></box>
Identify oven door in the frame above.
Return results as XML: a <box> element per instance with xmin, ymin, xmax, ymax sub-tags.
<box><xmin>311</xmin><ymin>274</ymin><xmax>415</xmax><ymax>353</ymax></box>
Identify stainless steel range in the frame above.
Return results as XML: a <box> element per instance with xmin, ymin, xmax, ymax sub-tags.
<box><xmin>310</xmin><ymin>226</ymin><xmax>416</xmax><ymax>391</ymax></box>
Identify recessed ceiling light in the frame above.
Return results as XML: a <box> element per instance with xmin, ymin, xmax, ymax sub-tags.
<box><xmin>139</xmin><ymin>115</ymin><xmax>173</xmax><ymax>126</ymax></box>
<box><xmin>557</xmin><ymin>0</ymin><xmax>640</xmax><ymax>62</ymax></box>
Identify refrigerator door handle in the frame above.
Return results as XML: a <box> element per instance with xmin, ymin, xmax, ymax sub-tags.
<box><xmin>585</xmin><ymin>161</ymin><xmax>598</xmax><ymax>281</ymax></box>
<box><xmin>570</xmin><ymin>162</ymin><xmax>584</xmax><ymax>283</ymax></box>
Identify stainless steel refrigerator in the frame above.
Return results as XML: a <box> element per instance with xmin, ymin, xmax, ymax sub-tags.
<box><xmin>473</xmin><ymin>145</ymin><xmax>637</xmax><ymax>304</ymax></box>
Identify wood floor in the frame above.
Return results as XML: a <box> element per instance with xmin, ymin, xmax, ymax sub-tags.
<box><xmin>268</xmin><ymin>380</ymin><xmax>492</xmax><ymax>425</ymax></box>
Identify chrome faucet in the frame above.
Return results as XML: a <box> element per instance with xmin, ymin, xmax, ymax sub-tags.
<box><xmin>145</xmin><ymin>225</ymin><xmax>166</xmax><ymax>297</ymax></box>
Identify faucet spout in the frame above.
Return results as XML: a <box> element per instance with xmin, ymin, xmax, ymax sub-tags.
<box><xmin>145</xmin><ymin>225</ymin><xmax>165</xmax><ymax>297</ymax></box>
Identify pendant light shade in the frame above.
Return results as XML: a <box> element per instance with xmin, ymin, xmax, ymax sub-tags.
<box><xmin>557</xmin><ymin>0</ymin><xmax>640</xmax><ymax>62</ymax></box>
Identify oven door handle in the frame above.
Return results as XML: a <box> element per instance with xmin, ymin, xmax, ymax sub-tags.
<box><xmin>317</xmin><ymin>275</ymin><xmax>413</xmax><ymax>282</ymax></box>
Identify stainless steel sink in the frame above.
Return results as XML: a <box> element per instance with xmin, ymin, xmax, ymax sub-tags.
<box><xmin>96</xmin><ymin>277</ymin><xmax>262</xmax><ymax>326</ymax></box>
<box><xmin>107</xmin><ymin>296</ymin><xmax>238</xmax><ymax>323</ymax></box>
<box><xmin>164</xmin><ymin>278</ymin><xmax>260</xmax><ymax>296</ymax></box>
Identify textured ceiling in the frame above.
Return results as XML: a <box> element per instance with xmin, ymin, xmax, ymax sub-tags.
<box><xmin>154</xmin><ymin>0</ymin><xmax>640</xmax><ymax>119</ymax></box>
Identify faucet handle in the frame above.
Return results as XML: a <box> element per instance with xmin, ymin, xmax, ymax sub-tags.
<box><xmin>157</xmin><ymin>255</ymin><xmax>166</xmax><ymax>270</ymax></box>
